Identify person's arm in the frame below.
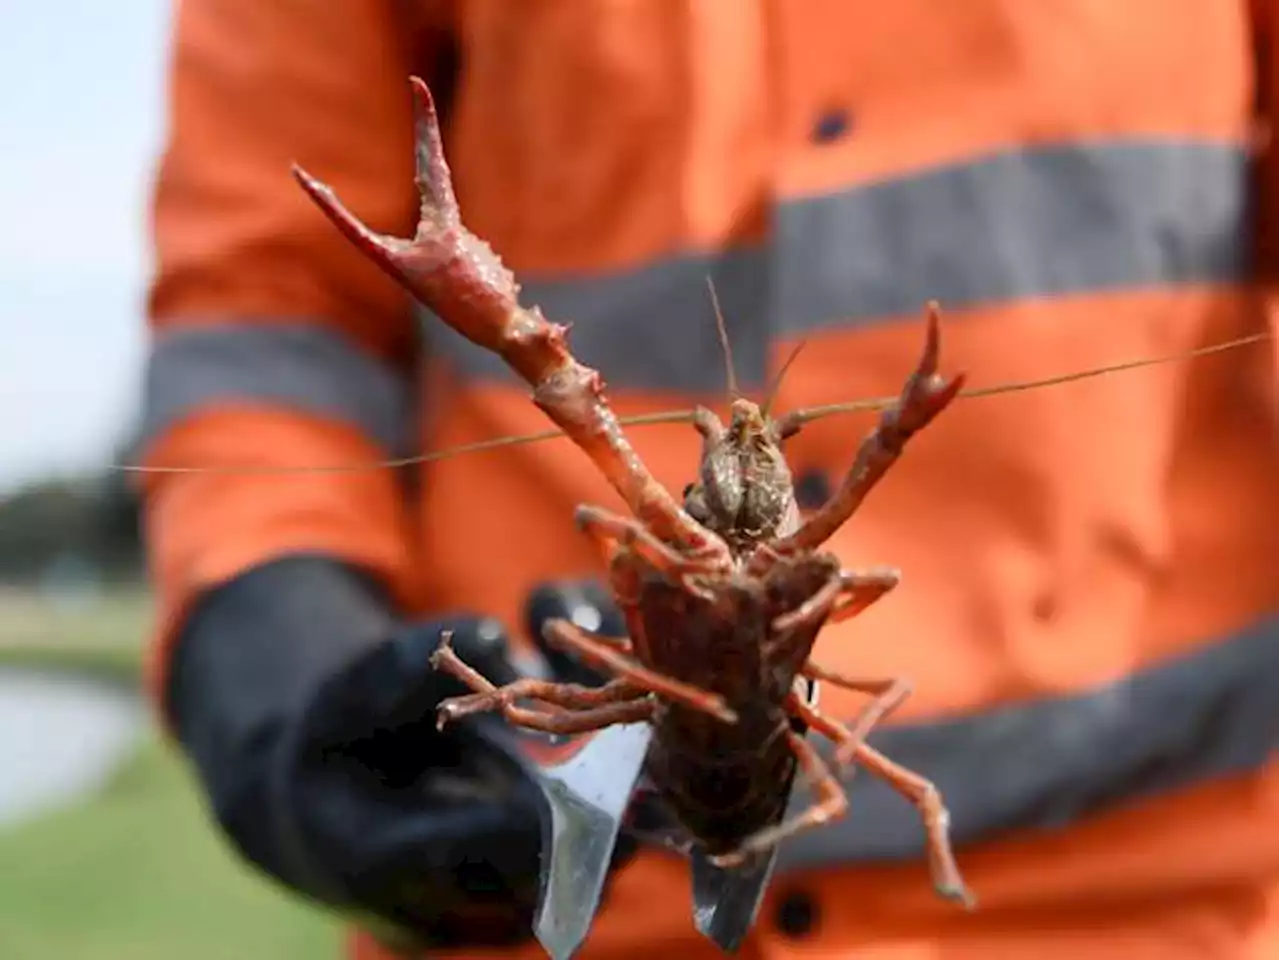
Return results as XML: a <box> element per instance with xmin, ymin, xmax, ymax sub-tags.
<box><xmin>138</xmin><ymin>0</ymin><xmax>439</xmax><ymax>720</ymax></box>
<box><xmin>169</xmin><ymin>554</ymin><xmax>552</xmax><ymax>948</ymax></box>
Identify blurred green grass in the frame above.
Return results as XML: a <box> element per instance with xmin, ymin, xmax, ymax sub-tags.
<box><xmin>0</xmin><ymin>587</ymin><xmax>341</xmax><ymax>960</ymax></box>
<box><xmin>0</xmin><ymin>586</ymin><xmax>154</xmax><ymax>684</ymax></box>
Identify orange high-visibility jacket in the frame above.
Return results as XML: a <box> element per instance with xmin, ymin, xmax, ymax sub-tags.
<box><xmin>139</xmin><ymin>3</ymin><xmax>1279</xmax><ymax>959</ymax></box>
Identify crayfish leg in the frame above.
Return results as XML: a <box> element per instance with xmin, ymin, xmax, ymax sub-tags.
<box><xmin>543</xmin><ymin>619</ymin><xmax>738</xmax><ymax>724</ymax></box>
<box><xmin>431</xmin><ymin>634</ymin><xmax>656</xmax><ymax>734</ymax></box>
<box><xmin>796</xmin><ymin>663</ymin><xmax>913</xmax><ymax>751</ymax></box>
<box><xmin>575</xmin><ymin>504</ymin><xmax>727</xmax><ymax>601</ymax></box>
<box><xmin>465</xmin><ymin>696</ymin><xmax>656</xmax><ymax>735</ymax></box>
<box><xmin>782</xmin><ymin>683</ymin><xmax>974</xmax><ymax>908</ymax></box>
<box><xmin>770</xmin><ymin>567</ymin><xmax>900</xmax><ymax>635</ymax></box>
<box><xmin>848</xmin><ymin>741</ymin><xmax>977</xmax><ymax>909</ymax></box>
<box><xmin>707</xmin><ymin>730</ymin><xmax>848</xmax><ymax>868</ymax></box>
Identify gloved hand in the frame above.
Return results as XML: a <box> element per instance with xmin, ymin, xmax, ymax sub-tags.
<box><xmin>167</xmin><ymin>556</ymin><xmax>634</xmax><ymax>951</ymax></box>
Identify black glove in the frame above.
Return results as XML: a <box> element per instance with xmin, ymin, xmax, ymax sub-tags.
<box><xmin>522</xmin><ymin>578</ymin><xmax>628</xmax><ymax>687</ymax></box>
<box><xmin>167</xmin><ymin>555</ymin><xmax>632</xmax><ymax>950</ymax></box>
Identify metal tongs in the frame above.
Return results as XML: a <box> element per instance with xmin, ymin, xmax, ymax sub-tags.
<box><xmin>508</xmin><ymin>721</ymin><xmax>805</xmax><ymax>960</ymax></box>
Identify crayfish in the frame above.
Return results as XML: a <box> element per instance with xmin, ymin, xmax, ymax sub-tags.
<box><xmin>292</xmin><ymin>75</ymin><xmax>978</xmax><ymax>906</ymax></box>
<box><xmin>283</xmin><ymin>77</ymin><xmax>1272</xmax><ymax>918</ymax></box>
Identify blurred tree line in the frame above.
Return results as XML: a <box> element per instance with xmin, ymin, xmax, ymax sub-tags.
<box><xmin>0</xmin><ymin>441</ymin><xmax>143</xmax><ymax>586</ymax></box>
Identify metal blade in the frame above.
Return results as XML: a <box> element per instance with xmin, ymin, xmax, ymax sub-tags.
<box><xmin>510</xmin><ymin>678</ymin><xmax>822</xmax><ymax>957</ymax></box>
<box><xmin>691</xmin><ymin>846</ymin><xmax>782</xmax><ymax>954</ymax></box>
<box><xmin>521</xmin><ymin>721</ymin><xmax>654</xmax><ymax>960</ymax></box>
<box><xmin>690</xmin><ymin>678</ymin><xmax>819</xmax><ymax>954</ymax></box>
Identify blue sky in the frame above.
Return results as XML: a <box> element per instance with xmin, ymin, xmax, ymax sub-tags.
<box><xmin>0</xmin><ymin>2</ymin><xmax>170</xmax><ymax>493</ymax></box>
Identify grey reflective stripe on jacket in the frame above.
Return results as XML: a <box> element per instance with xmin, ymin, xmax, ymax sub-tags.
<box><xmin>776</xmin><ymin>615</ymin><xmax>1279</xmax><ymax>872</ymax></box>
<box><xmin>136</xmin><ymin>322</ymin><xmax>417</xmax><ymax>459</ymax></box>
<box><xmin>424</xmin><ymin>139</ymin><xmax>1252</xmax><ymax>392</ymax></box>
<box><xmin>138</xmin><ymin>140</ymin><xmax>1250</xmax><ymax>442</ymax></box>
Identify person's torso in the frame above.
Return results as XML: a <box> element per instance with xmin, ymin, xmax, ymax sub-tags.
<box><xmin>370</xmin><ymin>2</ymin><xmax>1277</xmax><ymax>956</ymax></box>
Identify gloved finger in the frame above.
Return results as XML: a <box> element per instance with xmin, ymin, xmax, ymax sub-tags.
<box><xmin>524</xmin><ymin>579</ymin><xmax>626</xmax><ymax>687</ymax></box>
<box><xmin>304</xmin><ymin>615</ymin><xmax>518</xmax><ymax>740</ymax></box>
<box><xmin>306</xmin><ymin>778</ymin><xmax>543</xmax><ymax>895</ymax></box>
<box><xmin>295</xmin><ymin>708</ymin><xmax>548</xmax><ymax>875</ymax></box>
<box><xmin>297</xmin><ymin>764</ymin><xmax>544</xmax><ymax>946</ymax></box>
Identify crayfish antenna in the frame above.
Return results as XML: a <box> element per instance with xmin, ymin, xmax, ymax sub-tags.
<box><xmin>761</xmin><ymin>340</ymin><xmax>807</xmax><ymax>421</ymax></box>
<box><xmin>705</xmin><ymin>276</ymin><xmax>740</xmax><ymax>402</ymax></box>
<box><xmin>781</xmin><ymin>326</ymin><xmax>1273</xmax><ymax>429</ymax></box>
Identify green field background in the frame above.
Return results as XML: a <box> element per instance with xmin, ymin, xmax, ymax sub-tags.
<box><xmin>0</xmin><ymin>589</ymin><xmax>342</xmax><ymax>960</ymax></box>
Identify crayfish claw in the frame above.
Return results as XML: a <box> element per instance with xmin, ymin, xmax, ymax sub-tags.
<box><xmin>899</xmin><ymin>303</ymin><xmax>966</xmax><ymax>431</ymax></box>
<box><xmin>292</xmin><ymin>164</ymin><xmax>411</xmax><ymax>272</ymax></box>
<box><xmin>407</xmin><ymin>76</ymin><xmax>461</xmax><ymax>230</ymax></box>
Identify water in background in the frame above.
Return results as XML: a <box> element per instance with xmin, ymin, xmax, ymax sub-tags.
<box><xmin>0</xmin><ymin>668</ymin><xmax>143</xmax><ymax>828</ymax></box>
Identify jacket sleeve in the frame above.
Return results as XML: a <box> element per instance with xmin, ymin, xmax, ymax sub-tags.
<box><xmin>138</xmin><ymin>0</ymin><xmax>455</xmax><ymax>726</ymax></box>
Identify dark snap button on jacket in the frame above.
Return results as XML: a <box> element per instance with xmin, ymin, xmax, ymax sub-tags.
<box><xmin>795</xmin><ymin>469</ymin><xmax>833</xmax><ymax>509</ymax></box>
<box><xmin>775</xmin><ymin>889</ymin><xmax>818</xmax><ymax>938</ymax></box>
<box><xmin>811</xmin><ymin>108</ymin><xmax>852</xmax><ymax>144</ymax></box>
